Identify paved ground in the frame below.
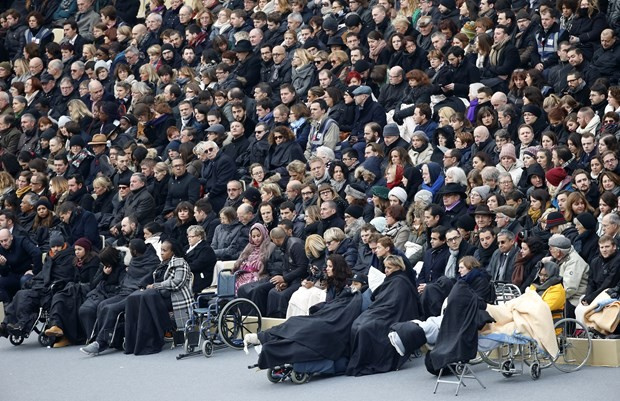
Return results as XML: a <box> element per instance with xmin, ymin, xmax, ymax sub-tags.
<box><xmin>0</xmin><ymin>335</ymin><xmax>616</xmax><ymax>400</ymax></box>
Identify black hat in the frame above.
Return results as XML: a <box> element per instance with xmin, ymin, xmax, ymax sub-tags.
<box><xmin>575</xmin><ymin>212</ymin><xmax>597</xmax><ymax>231</ymax></box>
<box><xmin>345</xmin><ymin>13</ymin><xmax>362</xmax><ymax>27</ymax></box>
<box><xmin>351</xmin><ymin>273</ymin><xmax>368</xmax><ymax>285</ymax></box>
<box><xmin>162</xmin><ymin>43</ymin><xmax>175</xmax><ymax>53</ymax></box>
<box><xmin>439</xmin><ymin>0</ymin><xmax>456</xmax><ymax>8</ymax></box>
<box><xmin>118</xmin><ymin>175</ymin><xmax>131</xmax><ymax>187</ymax></box>
<box><xmin>522</xmin><ymin>104</ymin><xmax>542</xmax><ymax>118</ymax></box>
<box><xmin>512</xmin><ymin>0</ymin><xmax>528</xmax><ymax>10</ymax></box>
<box><xmin>345</xmin><ymin>204</ymin><xmax>363</xmax><ymax>219</ymax></box>
<box><xmin>40</xmin><ymin>72</ymin><xmax>55</xmax><ymax>83</ymax></box>
<box><xmin>345</xmin><ymin>85</ymin><xmax>359</xmax><ymax>97</ymax></box>
<box><xmin>323</xmin><ymin>17</ymin><xmax>338</xmax><ymax>32</ymax></box>
<box><xmin>327</xmin><ymin>35</ymin><xmax>344</xmax><ymax>46</ymax></box>
<box><xmin>303</xmin><ymin>38</ymin><xmax>320</xmax><ymax>50</ymax></box>
<box><xmin>353</xmin><ymin>59</ymin><xmax>371</xmax><ymax>72</ymax></box>
<box><xmin>243</xmin><ymin>187</ymin><xmax>261</xmax><ymax>205</ymax></box>
<box><xmin>437</xmin><ymin>183</ymin><xmax>467</xmax><ymax>198</ymax></box>
<box><xmin>233</xmin><ymin>39</ymin><xmax>252</xmax><ymax>52</ymax></box>
<box><xmin>40</xmin><ymin>127</ymin><xmax>56</xmax><ymax>140</ymax></box>
<box><xmin>36</xmin><ymin>198</ymin><xmax>53</xmax><ymax>211</ymax></box>
<box><xmin>545</xmin><ymin>211</ymin><xmax>567</xmax><ymax>228</ymax></box>
<box><xmin>456</xmin><ymin>215</ymin><xmax>476</xmax><ymax>232</ymax></box>
<box><xmin>121</xmin><ymin>114</ymin><xmax>138</xmax><ymax>126</ymax></box>
<box><xmin>473</xmin><ymin>204</ymin><xmax>495</xmax><ymax>216</ymax></box>
<box><xmin>69</xmin><ymin>136</ymin><xmax>86</xmax><ymax>148</ymax></box>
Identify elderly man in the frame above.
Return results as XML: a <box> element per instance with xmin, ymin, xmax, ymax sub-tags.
<box><xmin>378</xmin><ymin>67</ymin><xmax>407</xmax><ymax>112</ymax></box>
<box><xmin>56</xmin><ymin>201</ymin><xmax>99</xmax><ymax>248</ymax></box>
<box><xmin>200</xmin><ymin>140</ymin><xmax>236</xmax><ymax>213</ymax></box>
<box><xmin>350</xmin><ymin>85</ymin><xmax>387</xmax><ymax>143</ymax></box>
<box><xmin>545</xmin><ymin>234</ymin><xmax>589</xmax><ymax>317</ymax></box>
<box><xmin>163</xmin><ymin>158</ymin><xmax>200</xmax><ymax>216</ymax></box>
<box><xmin>494</xmin><ymin>205</ymin><xmax>523</xmax><ymax>235</ymax></box>
<box><xmin>439</xmin><ymin>183</ymin><xmax>468</xmax><ymax>227</ymax></box>
<box><xmin>601</xmin><ymin>213</ymin><xmax>620</xmax><ymax>247</ymax></box>
<box><xmin>466</xmin><ymin>126</ymin><xmax>497</xmax><ymax>169</ymax></box>
<box><xmin>487</xmin><ymin>229</ymin><xmax>520</xmax><ymax>283</ymax></box>
<box><xmin>117</xmin><ymin>173</ymin><xmax>156</xmax><ymax>227</ymax></box>
<box><xmin>444</xmin><ymin>228</ymin><xmax>475</xmax><ymax>279</ymax></box>
<box><xmin>308</xmin><ymin>157</ymin><xmax>330</xmax><ymax>186</ymax></box>
<box><xmin>268</xmin><ymin>46</ymin><xmax>292</xmax><ymax>94</ymax></box>
<box><xmin>28</xmin><ymin>57</ymin><xmax>44</xmax><ymax>78</ymax></box>
<box><xmin>0</xmin><ymin>228</ymin><xmax>43</xmax><ymax>303</ymax></box>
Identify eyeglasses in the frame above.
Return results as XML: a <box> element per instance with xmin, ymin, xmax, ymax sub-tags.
<box><xmin>205</xmin><ymin>148</ymin><xmax>216</xmax><ymax>153</ymax></box>
<box><xmin>314</xmin><ymin>60</ymin><xmax>325</xmax><ymax>64</ymax></box>
<box><xmin>319</xmin><ymin>190</ymin><xmax>331</xmax><ymax>195</ymax></box>
<box><xmin>447</xmin><ymin>236</ymin><xmax>460</xmax><ymax>242</ymax></box>
<box><xmin>498</xmin><ymin>240</ymin><xmax>510</xmax><ymax>244</ymax></box>
<box><xmin>301</xmin><ymin>191</ymin><xmax>314</xmax><ymax>196</ymax></box>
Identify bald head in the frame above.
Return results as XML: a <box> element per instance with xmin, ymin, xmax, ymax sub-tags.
<box><xmin>601</xmin><ymin>29</ymin><xmax>616</xmax><ymax>49</ymax></box>
<box><xmin>473</xmin><ymin>126</ymin><xmax>490</xmax><ymax>144</ymax></box>
<box><xmin>28</xmin><ymin>58</ymin><xmax>44</xmax><ymax>75</ymax></box>
<box><xmin>389</xmin><ymin>66</ymin><xmax>403</xmax><ymax>84</ymax></box>
<box><xmin>249</xmin><ymin>28</ymin><xmax>263</xmax><ymax>46</ymax></box>
<box><xmin>491</xmin><ymin>92</ymin><xmax>507</xmax><ymax>109</ymax></box>
<box><xmin>0</xmin><ymin>228</ymin><xmax>12</xmax><ymax>249</ymax></box>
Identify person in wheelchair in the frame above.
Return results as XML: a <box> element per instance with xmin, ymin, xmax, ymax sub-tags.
<box><xmin>44</xmin><ymin>237</ymin><xmax>100</xmax><ymax>347</ymax></box>
<box><xmin>529</xmin><ymin>260</ymin><xmax>566</xmax><ymax>321</ymax></box>
<box><xmin>79</xmin><ymin>239</ymin><xmax>160</xmax><ymax>356</ymax></box>
<box><xmin>122</xmin><ymin>239</ymin><xmax>193</xmax><ymax>355</ymax></box>
<box><xmin>183</xmin><ymin>225</ymin><xmax>216</xmax><ymax>294</ymax></box>
<box><xmin>234</xmin><ymin>223</ymin><xmax>284</xmax><ymax>294</ymax></box>
<box><xmin>0</xmin><ymin>232</ymin><xmax>74</xmax><ymax>339</ymax></box>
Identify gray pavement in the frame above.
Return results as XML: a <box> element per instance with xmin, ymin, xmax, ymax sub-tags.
<box><xmin>0</xmin><ymin>335</ymin><xmax>616</xmax><ymax>401</ymax></box>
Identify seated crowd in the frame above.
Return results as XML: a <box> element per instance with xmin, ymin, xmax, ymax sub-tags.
<box><xmin>0</xmin><ymin>0</ymin><xmax>619</xmax><ymax>368</ymax></box>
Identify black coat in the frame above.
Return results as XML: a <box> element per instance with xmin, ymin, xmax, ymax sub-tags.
<box><xmin>264</xmin><ymin>141</ymin><xmax>306</xmax><ymax>176</ymax></box>
<box><xmin>60</xmin><ymin>207</ymin><xmax>100</xmax><ymax>250</ymax></box>
<box><xmin>66</xmin><ymin>186</ymin><xmax>94</xmax><ymax>212</ymax></box>
<box><xmin>428</xmin><ymin>280</ymin><xmax>494</xmax><ymax>371</ymax></box>
<box><xmin>122</xmin><ymin>186</ymin><xmax>156</xmax><ymax>226</ymax></box>
<box><xmin>238</xmin><ymin>135</ymin><xmax>269</xmax><ymax>170</ymax></box>
<box><xmin>151</xmin><ymin>174</ymin><xmax>170</xmax><ymax>215</ymax></box>
<box><xmin>419</xmin><ymin>244</ymin><xmax>450</xmax><ymax>285</ymax></box>
<box><xmin>257</xmin><ymin>289</ymin><xmax>364</xmax><ymax>369</ymax></box>
<box><xmin>0</xmin><ymin>235</ymin><xmax>43</xmax><ymax>276</ymax></box>
<box><xmin>201</xmin><ymin>151</ymin><xmax>237</xmax><ymax>213</ymax></box>
<box><xmin>185</xmin><ymin>240</ymin><xmax>216</xmax><ymax>293</ymax></box>
<box><xmin>451</xmin><ymin>59</ymin><xmax>480</xmax><ymax>98</ymax></box>
<box><xmin>163</xmin><ymin>172</ymin><xmax>200</xmax><ymax>214</ymax></box>
<box><xmin>574</xmin><ymin>230</ymin><xmax>599</xmax><ymax>263</ymax></box>
<box><xmin>346</xmin><ymin>271</ymin><xmax>422</xmax><ymax>376</ymax></box>
<box><xmin>584</xmin><ymin>251</ymin><xmax>620</xmax><ymax>304</ymax></box>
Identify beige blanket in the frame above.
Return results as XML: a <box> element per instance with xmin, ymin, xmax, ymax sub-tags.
<box><xmin>481</xmin><ymin>289</ymin><xmax>559</xmax><ymax>356</ymax></box>
<box><xmin>582</xmin><ymin>291</ymin><xmax>620</xmax><ymax>335</ymax></box>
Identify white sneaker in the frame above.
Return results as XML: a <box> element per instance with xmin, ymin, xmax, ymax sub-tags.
<box><xmin>388</xmin><ymin>332</ymin><xmax>406</xmax><ymax>357</ymax></box>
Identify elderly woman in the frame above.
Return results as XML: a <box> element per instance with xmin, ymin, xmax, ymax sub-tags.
<box><xmin>211</xmin><ymin>206</ymin><xmax>244</xmax><ymax>261</ymax></box>
<box><xmin>185</xmin><ymin>225</ymin><xmax>217</xmax><ymax>293</ymax></box>
<box><xmin>119</xmin><ymin>239</ymin><xmax>193</xmax><ymax>355</ymax></box>
<box><xmin>529</xmin><ymin>261</ymin><xmax>566</xmax><ymax>321</ymax></box>
<box><xmin>347</xmin><ymin>255</ymin><xmax>421</xmax><ymax>376</ymax></box>
<box><xmin>381</xmin><ymin>205</ymin><xmax>410</xmax><ymax>251</ymax></box>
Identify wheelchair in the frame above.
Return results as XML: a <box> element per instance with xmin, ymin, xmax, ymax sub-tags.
<box><xmin>176</xmin><ymin>269</ymin><xmax>262</xmax><ymax>360</ymax></box>
<box><xmin>8</xmin><ymin>307</ymin><xmax>55</xmax><ymax>347</ymax></box>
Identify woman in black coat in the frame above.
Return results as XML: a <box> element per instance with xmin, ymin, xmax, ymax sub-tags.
<box><xmin>164</xmin><ymin>202</ymin><xmax>197</xmax><ymax>249</ymax></box>
<box><xmin>184</xmin><ymin>225</ymin><xmax>217</xmax><ymax>293</ymax></box>
<box><xmin>324</xmin><ymin>229</ymin><xmax>358</xmax><ymax>269</ymax></box>
<box><xmin>151</xmin><ymin>163</ymin><xmax>170</xmax><ymax>216</ymax></box>
<box><xmin>457</xmin><ymin>256</ymin><xmax>493</xmax><ymax>303</ymax></box>
<box><xmin>264</xmin><ymin>126</ymin><xmax>306</xmax><ymax>179</ymax></box>
<box><xmin>143</xmin><ymin>103</ymin><xmax>176</xmax><ymax>154</ymax></box>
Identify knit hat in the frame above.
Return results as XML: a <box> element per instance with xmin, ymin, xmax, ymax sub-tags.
<box><xmin>58</xmin><ymin>116</ymin><xmax>72</xmax><ymax>128</ymax></box>
<box><xmin>345</xmin><ymin>13</ymin><xmax>362</xmax><ymax>27</ymax></box>
<box><xmin>94</xmin><ymin>60</ymin><xmax>109</xmax><ymax>72</ymax></box>
<box><xmin>344</xmin><ymin>183</ymin><xmax>366</xmax><ymax>200</ymax></box>
<box><xmin>372</xmin><ymin>185</ymin><xmax>390</xmax><ymax>200</ymax></box>
<box><xmin>414</xmin><ymin>189</ymin><xmax>433</xmax><ymax>206</ymax></box>
<box><xmin>370</xmin><ymin>216</ymin><xmax>387</xmax><ymax>232</ymax></box>
<box><xmin>353</xmin><ymin>59</ymin><xmax>371</xmax><ymax>73</ymax></box>
<box><xmin>49</xmin><ymin>232</ymin><xmax>65</xmax><ymax>247</ymax></box>
<box><xmin>494</xmin><ymin>205</ymin><xmax>516</xmax><ymax>218</ymax></box>
<box><xmin>471</xmin><ymin>185</ymin><xmax>491</xmax><ymax>201</ymax></box>
<box><xmin>69</xmin><ymin>136</ymin><xmax>86</xmax><ymax>148</ymax></box>
<box><xmin>383</xmin><ymin>123</ymin><xmax>400</xmax><ymax>137</ymax></box>
<box><xmin>322</xmin><ymin>17</ymin><xmax>338</xmax><ymax>32</ymax></box>
<box><xmin>345</xmin><ymin>204</ymin><xmax>364</xmax><ymax>219</ymax></box>
<box><xmin>545</xmin><ymin>167</ymin><xmax>567</xmax><ymax>186</ymax></box>
<box><xmin>129</xmin><ymin>238</ymin><xmax>147</xmax><ymax>254</ymax></box>
<box><xmin>388</xmin><ymin>187</ymin><xmax>407</xmax><ymax>204</ymax></box>
<box><xmin>456</xmin><ymin>215</ymin><xmax>476</xmax><ymax>232</ymax></box>
<box><xmin>303</xmin><ymin>37</ymin><xmax>320</xmax><ymax>50</ymax></box>
<box><xmin>548</xmin><ymin>234</ymin><xmax>571</xmax><ymax>251</ymax></box>
<box><xmin>351</xmin><ymin>273</ymin><xmax>368</xmax><ymax>284</ymax></box>
<box><xmin>575</xmin><ymin>212</ymin><xmax>597</xmax><ymax>230</ymax></box>
<box><xmin>439</xmin><ymin>0</ymin><xmax>456</xmax><ymax>9</ymax></box>
<box><xmin>523</xmin><ymin>146</ymin><xmax>539</xmax><ymax>158</ymax></box>
<box><xmin>522</xmin><ymin>104</ymin><xmax>542</xmax><ymax>118</ymax></box>
<box><xmin>40</xmin><ymin>128</ymin><xmax>56</xmax><ymax>140</ymax></box>
<box><xmin>0</xmin><ymin>61</ymin><xmax>11</xmax><ymax>71</ymax></box>
<box><xmin>499</xmin><ymin>143</ymin><xmax>517</xmax><ymax>162</ymax></box>
<box><xmin>74</xmin><ymin>237</ymin><xmax>92</xmax><ymax>253</ymax></box>
<box><xmin>546</xmin><ymin>211</ymin><xmax>567</xmax><ymax>228</ymax></box>
<box><xmin>242</xmin><ymin>187</ymin><xmax>261</xmax><ymax>205</ymax></box>
<box><xmin>461</xmin><ymin>21</ymin><xmax>476</xmax><ymax>40</ymax></box>
<box><xmin>35</xmin><ymin>198</ymin><xmax>53</xmax><ymax>211</ymax></box>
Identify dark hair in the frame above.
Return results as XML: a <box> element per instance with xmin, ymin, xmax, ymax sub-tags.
<box><xmin>326</xmin><ymin>254</ymin><xmax>352</xmax><ymax>292</ymax></box>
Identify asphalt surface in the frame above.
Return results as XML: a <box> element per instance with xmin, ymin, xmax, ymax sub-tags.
<box><xmin>0</xmin><ymin>335</ymin><xmax>617</xmax><ymax>401</ymax></box>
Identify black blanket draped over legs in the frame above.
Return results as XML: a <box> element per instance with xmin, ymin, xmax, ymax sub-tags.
<box><xmin>124</xmin><ymin>289</ymin><xmax>172</xmax><ymax>355</ymax></box>
<box><xmin>48</xmin><ymin>283</ymin><xmax>90</xmax><ymax>343</ymax></box>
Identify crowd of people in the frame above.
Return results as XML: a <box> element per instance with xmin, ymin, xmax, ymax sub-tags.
<box><xmin>0</xmin><ymin>0</ymin><xmax>618</xmax><ymax>371</ymax></box>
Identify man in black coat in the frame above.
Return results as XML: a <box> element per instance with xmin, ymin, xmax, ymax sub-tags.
<box><xmin>65</xmin><ymin>174</ymin><xmax>94</xmax><ymax>212</ymax></box>
<box><xmin>0</xmin><ymin>229</ymin><xmax>43</xmax><ymax>303</ymax></box>
<box><xmin>439</xmin><ymin>183</ymin><xmax>469</xmax><ymax>228</ymax></box>
<box><xmin>265</xmin><ymin>229</ymin><xmax>309</xmax><ymax>318</ymax></box>
<box><xmin>201</xmin><ymin>138</ymin><xmax>237</xmax><ymax>213</ymax></box>
<box><xmin>0</xmin><ymin>235</ymin><xmax>74</xmax><ymax>337</ymax></box>
<box><xmin>121</xmin><ymin>173</ymin><xmax>156</xmax><ymax>227</ymax></box>
<box><xmin>444</xmin><ymin>47</ymin><xmax>480</xmax><ymax>99</ymax></box>
<box><xmin>194</xmin><ymin>198</ymin><xmax>220</xmax><ymax>245</ymax></box>
<box><xmin>481</xmin><ymin>25</ymin><xmax>519</xmax><ymax>92</ymax></box>
<box><xmin>233</xmin><ymin>40</ymin><xmax>262</xmax><ymax>96</ymax></box>
<box><xmin>465</xmin><ymin>126</ymin><xmax>497</xmax><ymax>172</ymax></box>
<box><xmin>57</xmin><ymin>202</ymin><xmax>100</xmax><ymax>251</ymax></box>
<box><xmin>317</xmin><ymin>201</ymin><xmax>345</xmax><ymax>236</ymax></box>
<box><xmin>418</xmin><ymin>226</ymin><xmax>450</xmax><ymax>293</ymax></box>
<box><xmin>444</xmin><ymin>228</ymin><xmax>476</xmax><ymax>279</ymax></box>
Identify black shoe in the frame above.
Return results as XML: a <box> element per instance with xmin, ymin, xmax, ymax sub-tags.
<box><xmin>0</xmin><ymin>323</ymin><xmax>8</xmax><ymax>338</ymax></box>
<box><xmin>7</xmin><ymin>323</ymin><xmax>24</xmax><ymax>337</ymax></box>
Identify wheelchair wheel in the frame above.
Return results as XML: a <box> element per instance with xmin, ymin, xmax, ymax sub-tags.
<box><xmin>267</xmin><ymin>368</ymin><xmax>286</xmax><ymax>383</ymax></box>
<box><xmin>217</xmin><ymin>298</ymin><xmax>262</xmax><ymax>349</ymax></box>
<box><xmin>290</xmin><ymin>371</ymin><xmax>311</xmax><ymax>384</ymax></box>
<box><xmin>550</xmin><ymin>318</ymin><xmax>592</xmax><ymax>373</ymax></box>
<box><xmin>9</xmin><ymin>334</ymin><xmax>24</xmax><ymax>346</ymax></box>
<box><xmin>501</xmin><ymin>360</ymin><xmax>515</xmax><ymax>377</ymax></box>
<box><xmin>202</xmin><ymin>340</ymin><xmax>214</xmax><ymax>357</ymax></box>
<box><xmin>530</xmin><ymin>362</ymin><xmax>541</xmax><ymax>380</ymax></box>
<box><xmin>38</xmin><ymin>332</ymin><xmax>54</xmax><ymax>347</ymax></box>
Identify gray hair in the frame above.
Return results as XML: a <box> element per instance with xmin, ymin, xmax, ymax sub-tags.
<box><xmin>131</xmin><ymin>81</ymin><xmax>152</xmax><ymax>96</ymax></box>
<box><xmin>497</xmin><ymin>229</ymin><xmax>515</xmax><ymax>241</ymax></box>
<box><xmin>187</xmin><ymin>225</ymin><xmax>205</xmax><ymax>239</ymax></box>
<box><xmin>446</xmin><ymin>167</ymin><xmax>467</xmax><ymax>187</ymax></box>
<box><xmin>48</xmin><ymin>59</ymin><xmax>64</xmax><ymax>72</ymax></box>
<box><xmin>125</xmin><ymin>46</ymin><xmax>140</xmax><ymax>56</ymax></box>
<box><xmin>71</xmin><ymin>61</ymin><xmax>85</xmax><ymax>71</ymax></box>
<box><xmin>204</xmin><ymin>140</ymin><xmax>219</xmax><ymax>151</ymax></box>
<box><xmin>481</xmin><ymin>166</ymin><xmax>500</xmax><ymax>182</ymax></box>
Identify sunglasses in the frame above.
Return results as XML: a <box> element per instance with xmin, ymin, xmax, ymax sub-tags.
<box><xmin>205</xmin><ymin>148</ymin><xmax>216</xmax><ymax>153</ymax></box>
<box><xmin>274</xmin><ymin>135</ymin><xmax>283</xmax><ymax>140</ymax></box>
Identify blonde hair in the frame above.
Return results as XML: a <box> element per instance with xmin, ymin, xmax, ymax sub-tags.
<box><xmin>68</xmin><ymin>99</ymin><xmax>94</xmax><ymax>120</ymax></box>
<box><xmin>294</xmin><ymin>48</ymin><xmax>313</xmax><ymax>67</ymax></box>
<box><xmin>384</xmin><ymin>255</ymin><xmax>406</xmax><ymax>271</ymax></box>
<box><xmin>50</xmin><ymin>176</ymin><xmax>68</xmax><ymax>196</ymax></box>
<box><xmin>323</xmin><ymin>227</ymin><xmax>346</xmax><ymax>244</ymax></box>
<box><xmin>260</xmin><ymin>182</ymin><xmax>281</xmax><ymax>197</ymax></box>
<box><xmin>93</xmin><ymin>176</ymin><xmax>113</xmax><ymax>191</ymax></box>
<box><xmin>305</xmin><ymin>205</ymin><xmax>320</xmax><ymax>223</ymax></box>
<box><xmin>329</xmin><ymin>50</ymin><xmax>349</xmax><ymax>65</ymax></box>
<box><xmin>154</xmin><ymin>161</ymin><xmax>170</xmax><ymax>174</ymax></box>
<box><xmin>305</xmin><ymin>234</ymin><xmax>326</xmax><ymax>259</ymax></box>
<box><xmin>0</xmin><ymin>171</ymin><xmax>15</xmax><ymax>192</ymax></box>
<box><xmin>138</xmin><ymin>63</ymin><xmax>159</xmax><ymax>82</ymax></box>
<box><xmin>13</xmin><ymin>59</ymin><xmax>29</xmax><ymax>77</ymax></box>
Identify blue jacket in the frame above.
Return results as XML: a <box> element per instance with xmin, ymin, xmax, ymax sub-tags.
<box><xmin>419</xmin><ymin>244</ymin><xmax>450</xmax><ymax>284</ymax></box>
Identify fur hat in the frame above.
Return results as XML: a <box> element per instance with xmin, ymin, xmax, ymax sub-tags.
<box><xmin>414</xmin><ymin>190</ymin><xmax>433</xmax><ymax>206</ymax></box>
<box><xmin>471</xmin><ymin>185</ymin><xmax>491</xmax><ymax>201</ymax></box>
<box><xmin>345</xmin><ymin>183</ymin><xmax>366</xmax><ymax>200</ymax></box>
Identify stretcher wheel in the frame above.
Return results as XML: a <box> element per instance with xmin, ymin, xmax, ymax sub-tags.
<box><xmin>218</xmin><ymin>298</ymin><xmax>262</xmax><ymax>349</ymax></box>
<box><xmin>202</xmin><ymin>340</ymin><xmax>213</xmax><ymax>357</ymax></box>
<box><xmin>501</xmin><ymin>360</ymin><xmax>514</xmax><ymax>377</ymax></box>
<box><xmin>530</xmin><ymin>362</ymin><xmax>541</xmax><ymax>380</ymax></box>
<box><xmin>290</xmin><ymin>371</ymin><xmax>310</xmax><ymax>384</ymax></box>
<box><xmin>9</xmin><ymin>334</ymin><xmax>24</xmax><ymax>346</ymax></box>
<box><xmin>38</xmin><ymin>332</ymin><xmax>54</xmax><ymax>347</ymax></box>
